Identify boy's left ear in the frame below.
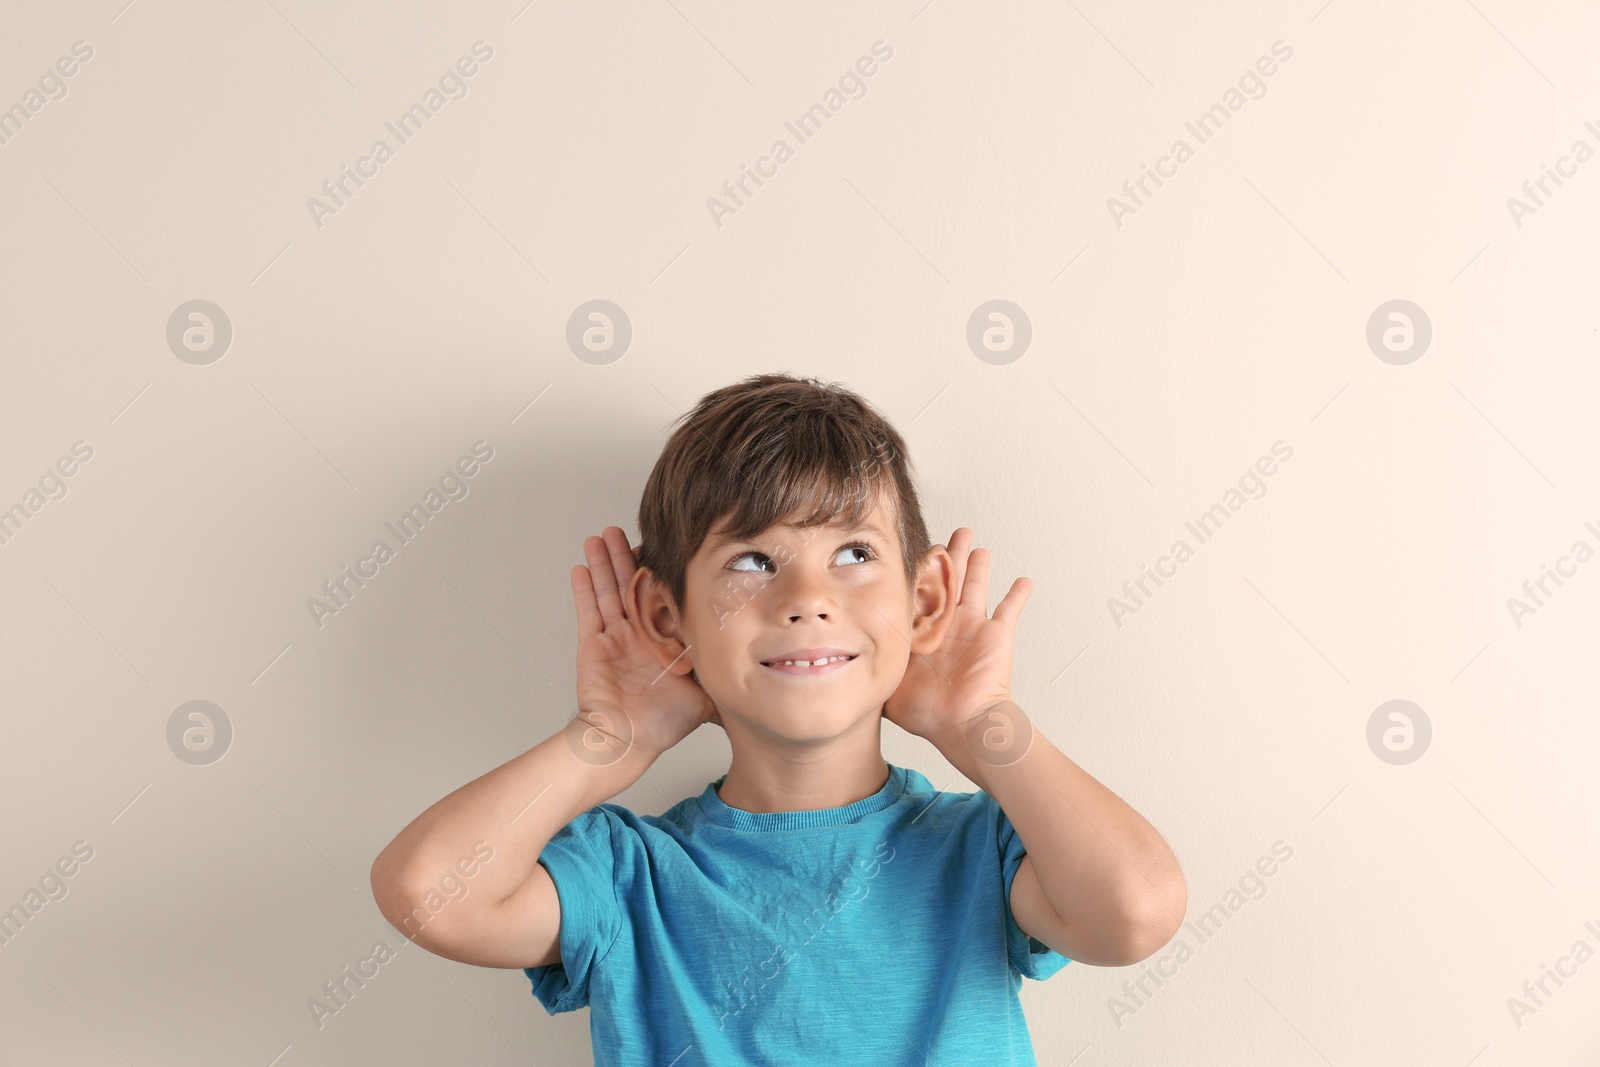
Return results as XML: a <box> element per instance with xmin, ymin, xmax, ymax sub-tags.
<box><xmin>907</xmin><ymin>545</ymin><xmax>958</xmax><ymax>655</ymax></box>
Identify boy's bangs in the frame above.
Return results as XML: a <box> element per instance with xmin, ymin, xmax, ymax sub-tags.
<box><xmin>708</xmin><ymin>449</ymin><xmax>890</xmax><ymax>549</ymax></box>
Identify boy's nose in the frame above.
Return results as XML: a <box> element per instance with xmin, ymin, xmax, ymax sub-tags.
<box><xmin>779</xmin><ymin>579</ymin><xmax>838</xmax><ymax>621</ymax></box>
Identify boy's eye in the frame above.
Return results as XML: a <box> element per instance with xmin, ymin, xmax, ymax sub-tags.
<box><xmin>727</xmin><ymin>542</ymin><xmax>876</xmax><ymax>573</ymax></box>
<box><xmin>834</xmin><ymin>543</ymin><xmax>874</xmax><ymax>566</ymax></box>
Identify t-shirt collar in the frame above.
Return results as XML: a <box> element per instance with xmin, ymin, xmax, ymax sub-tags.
<box><xmin>694</xmin><ymin>763</ymin><xmax>908</xmax><ymax>831</ymax></box>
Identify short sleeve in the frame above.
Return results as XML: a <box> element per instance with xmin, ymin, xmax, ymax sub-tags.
<box><xmin>523</xmin><ymin>807</ymin><xmax>625</xmax><ymax>1014</ymax></box>
<box><xmin>996</xmin><ymin>801</ymin><xmax>1073</xmax><ymax>981</ymax></box>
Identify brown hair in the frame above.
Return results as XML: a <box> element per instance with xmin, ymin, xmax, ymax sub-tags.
<box><xmin>635</xmin><ymin>373</ymin><xmax>933</xmax><ymax>615</ymax></box>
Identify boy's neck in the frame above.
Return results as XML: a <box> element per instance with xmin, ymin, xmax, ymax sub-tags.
<box><xmin>714</xmin><ymin>744</ymin><xmax>891</xmax><ymax>814</ymax></box>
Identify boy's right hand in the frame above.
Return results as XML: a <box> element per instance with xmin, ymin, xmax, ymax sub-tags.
<box><xmin>569</xmin><ymin>526</ymin><xmax>721</xmax><ymax>764</ymax></box>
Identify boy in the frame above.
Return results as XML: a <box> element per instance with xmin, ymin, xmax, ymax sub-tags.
<box><xmin>371</xmin><ymin>373</ymin><xmax>1186</xmax><ymax>1064</ymax></box>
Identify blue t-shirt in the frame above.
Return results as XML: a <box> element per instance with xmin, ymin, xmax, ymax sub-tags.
<box><xmin>524</xmin><ymin>762</ymin><xmax>1070</xmax><ymax>1065</ymax></box>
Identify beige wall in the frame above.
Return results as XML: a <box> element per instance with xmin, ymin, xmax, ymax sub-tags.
<box><xmin>2</xmin><ymin>1</ymin><xmax>1596</xmax><ymax>1063</ymax></box>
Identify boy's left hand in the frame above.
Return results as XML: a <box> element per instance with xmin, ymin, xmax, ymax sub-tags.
<box><xmin>883</xmin><ymin>528</ymin><xmax>1032</xmax><ymax>745</ymax></box>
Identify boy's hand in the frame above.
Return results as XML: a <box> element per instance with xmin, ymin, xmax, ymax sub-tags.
<box><xmin>570</xmin><ymin>526</ymin><xmax>721</xmax><ymax>763</ymax></box>
<box><xmin>883</xmin><ymin>528</ymin><xmax>1031</xmax><ymax>747</ymax></box>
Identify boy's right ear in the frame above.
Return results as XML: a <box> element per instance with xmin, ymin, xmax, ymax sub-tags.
<box><xmin>625</xmin><ymin>566</ymin><xmax>694</xmax><ymax>675</ymax></box>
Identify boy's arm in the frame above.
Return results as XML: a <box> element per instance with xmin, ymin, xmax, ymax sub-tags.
<box><xmin>369</xmin><ymin>716</ymin><xmax>655</xmax><ymax>969</ymax></box>
<box><xmin>934</xmin><ymin>699</ymin><xmax>1187</xmax><ymax>968</ymax></box>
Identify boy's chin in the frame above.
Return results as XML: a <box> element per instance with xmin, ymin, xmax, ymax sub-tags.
<box><xmin>724</xmin><ymin>701</ymin><xmax>888</xmax><ymax>742</ymax></box>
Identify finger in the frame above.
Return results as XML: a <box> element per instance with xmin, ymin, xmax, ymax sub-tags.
<box><xmin>991</xmin><ymin>576</ymin><xmax>1032</xmax><ymax>629</ymax></box>
<box><xmin>602</xmin><ymin>526</ymin><xmax>638</xmax><ymax>602</ymax></box>
<box><xmin>947</xmin><ymin>528</ymin><xmax>973</xmax><ymax>604</ymax></box>
<box><xmin>584</xmin><ymin>533</ymin><xmax>626</xmax><ymax>630</ymax></box>
<box><xmin>571</xmin><ymin>564</ymin><xmax>604</xmax><ymax>640</ymax></box>
<box><xmin>963</xmin><ymin>545</ymin><xmax>992</xmax><ymax>615</ymax></box>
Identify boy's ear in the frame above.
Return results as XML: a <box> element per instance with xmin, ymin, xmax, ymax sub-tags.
<box><xmin>624</xmin><ymin>565</ymin><xmax>695</xmax><ymax>676</ymax></box>
<box><xmin>907</xmin><ymin>545</ymin><xmax>959</xmax><ymax>655</ymax></box>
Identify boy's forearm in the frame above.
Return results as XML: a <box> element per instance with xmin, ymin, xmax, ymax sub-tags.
<box><xmin>933</xmin><ymin>700</ymin><xmax>1185</xmax><ymax>954</ymax></box>
<box><xmin>371</xmin><ymin>716</ymin><xmax>653</xmax><ymax>915</ymax></box>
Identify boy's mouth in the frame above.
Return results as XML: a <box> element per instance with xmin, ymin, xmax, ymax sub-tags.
<box><xmin>760</xmin><ymin>653</ymin><xmax>858</xmax><ymax>675</ymax></box>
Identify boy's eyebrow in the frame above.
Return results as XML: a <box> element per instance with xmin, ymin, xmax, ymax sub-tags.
<box><xmin>706</xmin><ymin>519</ymin><xmax>890</xmax><ymax>552</ymax></box>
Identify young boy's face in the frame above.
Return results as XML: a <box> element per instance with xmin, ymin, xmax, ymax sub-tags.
<box><xmin>656</xmin><ymin>490</ymin><xmax>933</xmax><ymax>744</ymax></box>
